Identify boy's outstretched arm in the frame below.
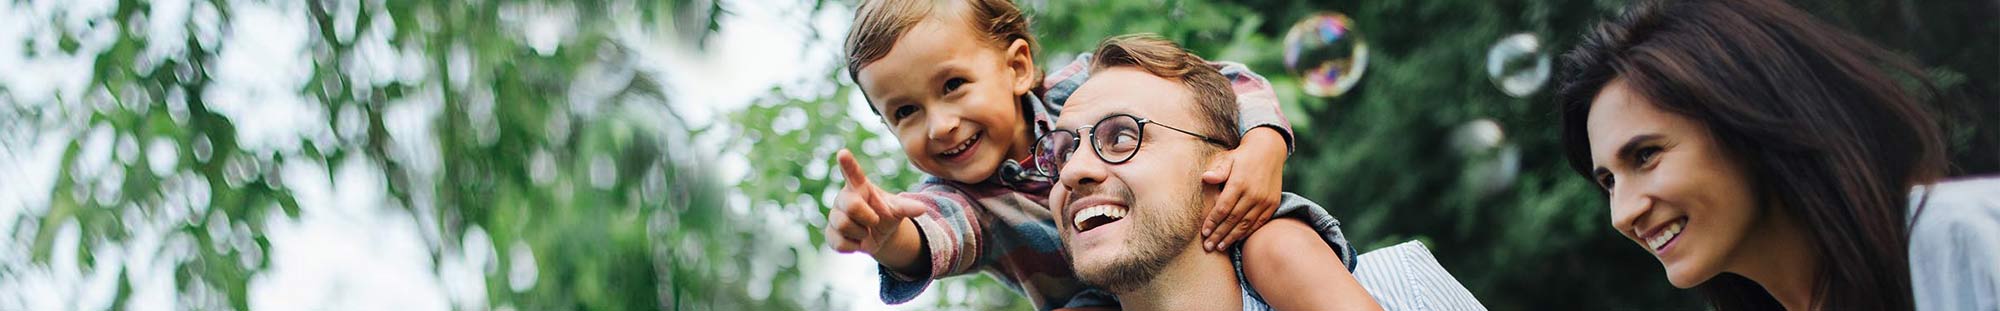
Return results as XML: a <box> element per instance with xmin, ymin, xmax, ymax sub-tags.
<box><xmin>824</xmin><ymin>149</ymin><xmax>998</xmax><ymax>305</ymax></box>
<box><xmin>1241</xmin><ymin>218</ymin><xmax>1382</xmax><ymax>311</ymax></box>
<box><xmin>827</xmin><ymin>149</ymin><xmax>931</xmax><ymax>274</ymax></box>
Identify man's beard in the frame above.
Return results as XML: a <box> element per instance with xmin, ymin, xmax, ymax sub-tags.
<box><xmin>1073</xmin><ymin>186</ymin><xmax>1205</xmax><ymax>293</ymax></box>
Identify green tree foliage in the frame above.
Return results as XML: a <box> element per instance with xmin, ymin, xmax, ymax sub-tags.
<box><xmin>3</xmin><ymin>0</ymin><xmax>802</xmax><ymax>309</ymax></box>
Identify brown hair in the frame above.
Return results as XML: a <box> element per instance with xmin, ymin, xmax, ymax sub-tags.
<box><xmin>1556</xmin><ymin>0</ymin><xmax>1947</xmax><ymax>310</ymax></box>
<box><xmin>843</xmin><ymin>0</ymin><xmax>1040</xmax><ymax>97</ymax></box>
<box><xmin>1088</xmin><ymin>34</ymin><xmax>1240</xmax><ymax>148</ymax></box>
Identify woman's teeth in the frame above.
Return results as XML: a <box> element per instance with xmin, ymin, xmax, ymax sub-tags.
<box><xmin>940</xmin><ymin>133</ymin><xmax>980</xmax><ymax>157</ymax></box>
<box><xmin>1647</xmin><ymin>219</ymin><xmax>1686</xmax><ymax>252</ymax></box>
<box><xmin>1072</xmin><ymin>205</ymin><xmax>1128</xmax><ymax>232</ymax></box>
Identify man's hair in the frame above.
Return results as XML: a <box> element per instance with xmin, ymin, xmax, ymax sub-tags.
<box><xmin>1088</xmin><ymin>34</ymin><xmax>1240</xmax><ymax>148</ymax></box>
<box><xmin>843</xmin><ymin>0</ymin><xmax>1041</xmax><ymax>97</ymax></box>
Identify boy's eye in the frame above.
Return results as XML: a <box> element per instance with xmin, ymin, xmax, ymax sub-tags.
<box><xmin>893</xmin><ymin>105</ymin><xmax>918</xmax><ymax>120</ymax></box>
<box><xmin>943</xmin><ymin>78</ymin><xmax>967</xmax><ymax>93</ymax></box>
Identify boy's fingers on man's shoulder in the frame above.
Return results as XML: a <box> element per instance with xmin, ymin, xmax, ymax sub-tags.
<box><xmin>1202</xmin><ymin>156</ymin><xmax>1233</xmax><ymax>184</ymax></box>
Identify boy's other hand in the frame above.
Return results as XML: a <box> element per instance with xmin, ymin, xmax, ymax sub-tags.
<box><xmin>1199</xmin><ymin>129</ymin><xmax>1288</xmax><ymax>252</ymax></box>
<box><xmin>827</xmin><ymin>149</ymin><xmax>929</xmax><ymax>262</ymax></box>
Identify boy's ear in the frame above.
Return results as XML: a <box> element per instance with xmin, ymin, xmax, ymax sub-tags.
<box><xmin>1006</xmin><ymin>38</ymin><xmax>1035</xmax><ymax>96</ymax></box>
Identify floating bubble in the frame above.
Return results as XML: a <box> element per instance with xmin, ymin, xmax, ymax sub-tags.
<box><xmin>1283</xmin><ymin>13</ymin><xmax>1369</xmax><ymax>98</ymax></box>
<box><xmin>1449</xmin><ymin>118</ymin><xmax>1505</xmax><ymax>155</ymax></box>
<box><xmin>1449</xmin><ymin>119</ymin><xmax>1521</xmax><ymax>196</ymax></box>
<box><xmin>1486</xmin><ymin>33</ymin><xmax>1552</xmax><ymax>98</ymax></box>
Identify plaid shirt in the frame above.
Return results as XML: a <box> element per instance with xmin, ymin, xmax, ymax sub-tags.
<box><xmin>875</xmin><ymin>54</ymin><xmax>1300</xmax><ymax>310</ymax></box>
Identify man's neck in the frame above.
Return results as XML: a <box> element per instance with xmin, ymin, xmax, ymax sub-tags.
<box><xmin>1114</xmin><ymin>244</ymin><xmax>1244</xmax><ymax>311</ymax></box>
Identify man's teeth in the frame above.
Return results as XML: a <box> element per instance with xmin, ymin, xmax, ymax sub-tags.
<box><xmin>1071</xmin><ymin>205</ymin><xmax>1128</xmax><ymax>231</ymax></box>
<box><xmin>1647</xmin><ymin>219</ymin><xmax>1686</xmax><ymax>251</ymax></box>
<box><xmin>941</xmin><ymin>133</ymin><xmax>979</xmax><ymax>156</ymax></box>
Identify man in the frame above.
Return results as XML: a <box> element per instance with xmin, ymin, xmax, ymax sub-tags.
<box><xmin>1041</xmin><ymin>34</ymin><xmax>1381</xmax><ymax>310</ymax></box>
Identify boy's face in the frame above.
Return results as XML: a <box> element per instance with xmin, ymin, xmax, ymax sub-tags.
<box><xmin>855</xmin><ymin>15</ymin><xmax>1037</xmax><ymax>184</ymax></box>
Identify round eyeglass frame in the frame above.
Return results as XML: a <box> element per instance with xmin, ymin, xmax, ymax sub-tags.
<box><xmin>1030</xmin><ymin>113</ymin><xmax>1229</xmax><ymax>179</ymax></box>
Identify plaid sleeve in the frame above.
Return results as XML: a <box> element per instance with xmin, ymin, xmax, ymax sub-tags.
<box><xmin>876</xmin><ymin>184</ymin><xmax>989</xmax><ymax>304</ymax></box>
<box><xmin>1042</xmin><ymin>53</ymin><xmax>1094</xmax><ymax>109</ymax></box>
<box><xmin>1211</xmin><ymin>61</ymin><xmax>1297</xmax><ymax>153</ymax></box>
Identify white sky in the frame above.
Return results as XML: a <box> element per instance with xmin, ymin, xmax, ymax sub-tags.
<box><xmin>0</xmin><ymin>0</ymin><xmax>933</xmax><ymax>310</ymax></box>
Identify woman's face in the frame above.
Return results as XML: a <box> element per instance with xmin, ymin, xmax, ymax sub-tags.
<box><xmin>1585</xmin><ymin>80</ymin><xmax>1765</xmax><ymax>288</ymax></box>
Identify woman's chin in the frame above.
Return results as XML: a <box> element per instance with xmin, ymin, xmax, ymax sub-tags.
<box><xmin>1663</xmin><ymin>265</ymin><xmax>1711</xmax><ymax>289</ymax></box>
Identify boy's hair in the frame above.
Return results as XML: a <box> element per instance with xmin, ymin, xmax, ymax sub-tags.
<box><xmin>1088</xmin><ymin>34</ymin><xmax>1240</xmax><ymax>148</ymax></box>
<box><xmin>844</xmin><ymin>0</ymin><xmax>1043</xmax><ymax>102</ymax></box>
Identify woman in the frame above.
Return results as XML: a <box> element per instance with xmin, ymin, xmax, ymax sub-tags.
<box><xmin>1555</xmin><ymin>0</ymin><xmax>1998</xmax><ymax>310</ymax></box>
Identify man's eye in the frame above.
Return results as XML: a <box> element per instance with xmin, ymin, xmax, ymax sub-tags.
<box><xmin>943</xmin><ymin>78</ymin><xmax>967</xmax><ymax>93</ymax></box>
<box><xmin>893</xmin><ymin>105</ymin><xmax>918</xmax><ymax>120</ymax></box>
<box><xmin>1109</xmin><ymin>132</ymin><xmax>1139</xmax><ymax>150</ymax></box>
<box><xmin>1597</xmin><ymin>173</ymin><xmax>1616</xmax><ymax>191</ymax></box>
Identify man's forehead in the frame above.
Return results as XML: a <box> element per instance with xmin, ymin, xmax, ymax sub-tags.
<box><xmin>1056</xmin><ymin>68</ymin><xmax>1186</xmax><ymax>128</ymax></box>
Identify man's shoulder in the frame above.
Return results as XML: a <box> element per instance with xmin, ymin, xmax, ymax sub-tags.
<box><xmin>1911</xmin><ymin>177</ymin><xmax>2000</xmax><ymax>234</ymax></box>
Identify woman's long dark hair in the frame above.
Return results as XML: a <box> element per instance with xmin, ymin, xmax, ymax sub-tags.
<box><xmin>1555</xmin><ymin>0</ymin><xmax>1949</xmax><ymax>310</ymax></box>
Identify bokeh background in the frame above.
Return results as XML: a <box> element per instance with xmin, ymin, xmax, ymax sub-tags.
<box><xmin>1</xmin><ymin>0</ymin><xmax>1992</xmax><ymax>310</ymax></box>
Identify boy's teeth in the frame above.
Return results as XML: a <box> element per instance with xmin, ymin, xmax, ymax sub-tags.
<box><xmin>942</xmin><ymin>133</ymin><xmax>979</xmax><ymax>156</ymax></box>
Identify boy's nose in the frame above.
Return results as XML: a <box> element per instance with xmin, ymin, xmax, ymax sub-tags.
<box><xmin>927</xmin><ymin>112</ymin><xmax>962</xmax><ymax>141</ymax></box>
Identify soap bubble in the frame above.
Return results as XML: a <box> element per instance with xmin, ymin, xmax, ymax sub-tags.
<box><xmin>1486</xmin><ymin>33</ymin><xmax>1552</xmax><ymax>98</ymax></box>
<box><xmin>1450</xmin><ymin>119</ymin><xmax>1520</xmax><ymax>196</ymax></box>
<box><xmin>1283</xmin><ymin>13</ymin><xmax>1368</xmax><ymax>97</ymax></box>
<box><xmin>1449</xmin><ymin>118</ymin><xmax>1505</xmax><ymax>156</ymax></box>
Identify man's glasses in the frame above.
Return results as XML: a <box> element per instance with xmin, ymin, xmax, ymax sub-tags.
<box><xmin>1031</xmin><ymin>113</ymin><xmax>1229</xmax><ymax>179</ymax></box>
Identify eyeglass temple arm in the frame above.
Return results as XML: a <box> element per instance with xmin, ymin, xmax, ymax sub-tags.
<box><xmin>1142</xmin><ymin>119</ymin><xmax>1233</xmax><ymax>148</ymax></box>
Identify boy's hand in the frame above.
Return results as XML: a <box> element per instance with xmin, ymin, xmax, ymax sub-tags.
<box><xmin>1199</xmin><ymin>129</ymin><xmax>1288</xmax><ymax>252</ymax></box>
<box><xmin>827</xmin><ymin>149</ymin><xmax>930</xmax><ymax>270</ymax></box>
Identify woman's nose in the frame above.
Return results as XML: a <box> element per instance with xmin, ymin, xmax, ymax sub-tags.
<box><xmin>1609</xmin><ymin>185</ymin><xmax>1653</xmax><ymax>236</ymax></box>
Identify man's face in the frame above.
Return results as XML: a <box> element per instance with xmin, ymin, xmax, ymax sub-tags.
<box><xmin>1049</xmin><ymin>67</ymin><xmax>1221</xmax><ymax>292</ymax></box>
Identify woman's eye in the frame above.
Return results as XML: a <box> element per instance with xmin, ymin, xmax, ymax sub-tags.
<box><xmin>893</xmin><ymin>105</ymin><xmax>918</xmax><ymax>120</ymax></box>
<box><xmin>1636</xmin><ymin>147</ymin><xmax>1662</xmax><ymax>164</ymax></box>
<box><xmin>1597</xmin><ymin>173</ymin><xmax>1616</xmax><ymax>190</ymax></box>
<box><xmin>943</xmin><ymin>78</ymin><xmax>967</xmax><ymax>93</ymax></box>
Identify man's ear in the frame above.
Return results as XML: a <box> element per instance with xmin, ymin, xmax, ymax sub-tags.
<box><xmin>1005</xmin><ymin>38</ymin><xmax>1036</xmax><ymax>96</ymax></box>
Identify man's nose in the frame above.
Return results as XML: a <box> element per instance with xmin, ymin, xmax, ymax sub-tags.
<box><xmin>1058</xmin><ymin>145</ymin><xmax>1110</xmax><ymax>189</ymax></box>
